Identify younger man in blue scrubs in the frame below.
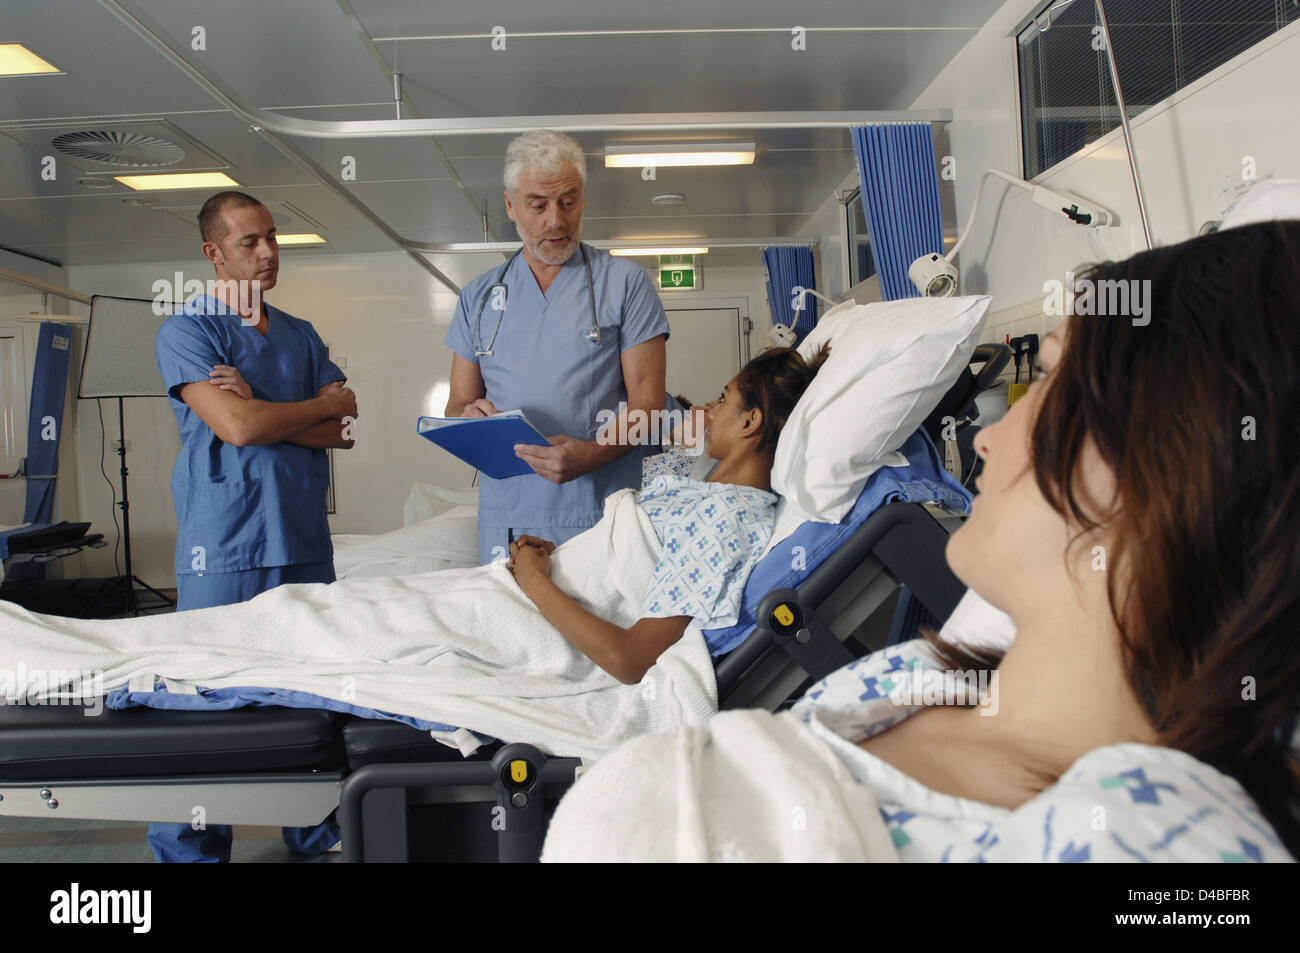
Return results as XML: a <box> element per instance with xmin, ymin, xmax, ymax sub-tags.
<box><xmin>151</xmin><ymin>191</ymin><xmax>357</xmax><ymax>862</ymax></box>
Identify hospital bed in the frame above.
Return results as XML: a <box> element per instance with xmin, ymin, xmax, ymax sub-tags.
<box><xmin>0</xmin><ymin>345</ymin><xmax>1010</xmax><ymax>863</ymax></box>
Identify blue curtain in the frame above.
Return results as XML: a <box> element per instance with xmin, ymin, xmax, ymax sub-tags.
<box><xmin>762</xmin><ymin>246</ymin><xmax>818</xmax><ymax>345</ymax></box>
<box><xmin>21</xmin><ymin>322</ymin><xmax>72</xmax><ymax>526</ymax></box>
<box><xmin>851</xmin><ymin>124</ymin><xmax>944</xmax><ymax>301</ymax></box>
<box><xmin>12</xmin><ymin>322</ymin><xmax>72</xmax><ymax>582</ymax></box>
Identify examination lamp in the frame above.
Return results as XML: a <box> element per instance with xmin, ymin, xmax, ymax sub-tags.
<box><xmin>770</xmin><ymin>287</ymin><xmax>845</xmax><ymax>349</ymax></box>
<box><xmin>764</xmin><ymin>323</ymin><xmax>798</xmax><ymax>350</ymax></box>
<box><xmin>909</xmin><ymin>169</ymin><xmax>1115</xmax><ymax>297</ymax></box>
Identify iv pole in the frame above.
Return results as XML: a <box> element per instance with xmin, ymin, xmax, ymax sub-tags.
<box><xmin>1095</xmin><ymin>0</ymin><xmax>1154</xmax><ymax>250</ymax></box>
<box><xmin>1034</xmin><ymin>0</ymin><xmax>1155</xmax><ymax>250</ymax></box>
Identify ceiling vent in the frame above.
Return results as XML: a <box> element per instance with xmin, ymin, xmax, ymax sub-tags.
<box><xmin>51</xmin><ymin>130</ymin><xmax>186</xmax><ymax>167</ymax></box>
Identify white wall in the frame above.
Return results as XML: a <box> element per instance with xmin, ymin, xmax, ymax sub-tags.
<box><xmin>911</xmin><ymin>0</ymin><xmax>1300</xmax><ymax>354</ymax></box>
<box><xmin>660</xmin><ymin>249</ymin><xmax>770</xmax><ymax>361</ymax></box>
<box><xmin>0</xmin><ymin>293</ymin><xmax>49</xmax><ymax>528</ymax></box>
<box><xmin>0</xmin><ymin>275</ymin><xmax>86</xmax><ymax>581</ymax></box>
<box><xmin>795</xmin><ymin>168</ymin><xmax>856</xmax><ymax>302</ymax></box>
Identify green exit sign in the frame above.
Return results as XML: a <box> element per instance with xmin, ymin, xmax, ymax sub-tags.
<box><xmin>659</xmin><ymin>266</ymin><xmax>695</xmax><ymax>288</ymax></box>
<box><xmin>658</xmin><ymin>254</ymin><xmax>698</xmax><ymax>290</ymax></box>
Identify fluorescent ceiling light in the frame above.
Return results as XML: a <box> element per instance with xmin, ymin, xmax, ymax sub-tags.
<box><xmin>276</xmin><ymin>233</ymin><xmax>327</xmax><ymax>246</ymax></box>
<box><xmin>609</xmin><ymin>247</ymin><xmax>709</xmax><ymax>257</ymax></box>
<box><xmin>605</xmin><ymin>143</ymin><xmax>754</xmax><ymax>168</ymax></box>
<box><xmin>113</xmin><ymin>172</ymin><xmax>240</xmax><ymax>191</ymax></box>
<box><xmin>0</xmin><ymin>44</ymin><xmax>61</xmax><ymax>76</ymax></box>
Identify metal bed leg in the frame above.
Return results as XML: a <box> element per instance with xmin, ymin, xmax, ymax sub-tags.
<box><xmin>358</xmin><ymin>786</ymin><xmax>408</xmax><ymax>862</ymax></box>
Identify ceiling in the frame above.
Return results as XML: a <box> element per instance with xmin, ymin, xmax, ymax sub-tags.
<box><xmin>0</xmin><ymin>0</ymin><xmax>1002</xmax><ymax>271</ymax></box>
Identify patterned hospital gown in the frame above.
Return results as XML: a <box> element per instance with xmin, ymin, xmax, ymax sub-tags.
<box><xmin>636</xmin><ymin>450</ymin><xmax>776</xmax><ymax>629</ymax></box>
<box><xmin>791</xmin><ymin>640</ymin><xmax>1295</xmax><ymax>862</ymax></box>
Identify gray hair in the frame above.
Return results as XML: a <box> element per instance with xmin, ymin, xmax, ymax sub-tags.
<box><xmin>503</xmin><ymin>130</ymin><xmax>587</xmax><ymax>194</ymax></box>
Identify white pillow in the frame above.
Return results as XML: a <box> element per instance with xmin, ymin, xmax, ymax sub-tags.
<box><xmin>1220</xmin><ymin>178</ymin><xmax>1300</xmax><ymax>229</ymax></box>
<box><xmin>773</xmin><ymin>294</ymin><xmax>992</xmax><ymax>521</ymax></box>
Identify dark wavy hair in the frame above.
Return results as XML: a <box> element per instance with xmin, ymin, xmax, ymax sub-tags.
<box><xmin>933</xmin><ymin>221</ymin><xmax>1300</xmax><ymax>857</ymax></box>
<box><xmin>733</xmin><ymin>344</ymin><xmax>830</xmax><ymax>456</ymax></box>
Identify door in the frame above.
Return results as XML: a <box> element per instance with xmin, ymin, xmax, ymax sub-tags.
<box><xmin>663</xmin><ymin>307</ymin><xmax>744</xmax><ymax>406</ymax></box>
<box><xmin>0</xmin><ymin>330</ymin><xmax>26</xmax><ymax>476</ymax></box>
<box><xmin>0</xmin><ymin>328</ymin><xmax>28</xmax><ymax>524</ymax></box>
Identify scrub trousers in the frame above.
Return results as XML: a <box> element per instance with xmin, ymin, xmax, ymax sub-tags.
<box><xmin>147</xmin><ymin>561</ymin><xmax>341</xmax><ymax>864</ymax></box>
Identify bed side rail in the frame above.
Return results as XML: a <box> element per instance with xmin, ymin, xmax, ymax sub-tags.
<box><xmin>722</xmin><ymin>501</ymin><xmax>965</xmax><ymax>691</ymax></box>
<box><xmin>338</xmin><ymin>743</ymin><xmax>580</xmax><ymax>863</ymax></box>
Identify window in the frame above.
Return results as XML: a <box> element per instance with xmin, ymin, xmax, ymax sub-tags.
<box><xmin>843</xmin><ymin>188</ymin><xmax>877</xmax><ymax>287</ymax></box>
<box><xmin>1018</xmin><ymin>0</ymin><xmax>1298</xmax><ymax>179</ymax></box>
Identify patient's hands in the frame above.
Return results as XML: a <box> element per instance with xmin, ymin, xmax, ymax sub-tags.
<box><xmin>509</xmin><ymin>535</ymin><xmax>555</xmax><ymax>586</ymax></box>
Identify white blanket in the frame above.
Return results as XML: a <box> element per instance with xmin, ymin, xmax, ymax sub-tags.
<box><xmin>0</xmin><ymin>490</ymin><xmax>718</xmax><ymax>761</ymax></box>
<box><xmin>541</xmin><ymin>708</ymin><xmax>899</xmax><ymax>862</ymax></box>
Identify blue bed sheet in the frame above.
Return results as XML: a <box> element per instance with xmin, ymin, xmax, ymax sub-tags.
<box><xmin>700</xmin><ymin>428</ymin><xmax>970</xmax><ymax>655</ymax></box>
<box><xmin>106</xmin><ymin>682</ymin><xmax>455</xmax><ymax>732</ymax></box>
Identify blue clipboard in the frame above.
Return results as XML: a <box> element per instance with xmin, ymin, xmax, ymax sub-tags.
<box><xmin>416</xmin><ymin>411</ymin><xmax>551</xmax><ymax>479</ymax></box>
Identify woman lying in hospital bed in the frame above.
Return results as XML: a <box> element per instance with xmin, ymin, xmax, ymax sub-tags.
<box><xmin>505</xmin><ymin>347</ymin><xmax>826</xmax><ymax>685</ymax></box>
<box><xmin>0</xmin><ymin>346</ymin><xmax>826</xmax><ymax>760</ymax></box>
<box><xmin>542</xmin><ymin>220</ymin><xmax>1300</xmax><ymax>863</ymax></box>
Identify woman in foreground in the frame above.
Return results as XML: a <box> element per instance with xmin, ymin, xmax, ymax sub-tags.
<box><xmin>542</xmin><ymin>221</ymin><xmax>1300</xmax><ymax>863</ymax></box>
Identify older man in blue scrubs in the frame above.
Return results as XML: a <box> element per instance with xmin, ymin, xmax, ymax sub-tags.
<box><xmin>150</xmin><ymin>191</ymin><xmax>357</xmax><ymax>862</ymax></box>
<box><xmin>445</xmin><ymin>130</ymin><xmax>669</xmax><ymax>562</ymax></box>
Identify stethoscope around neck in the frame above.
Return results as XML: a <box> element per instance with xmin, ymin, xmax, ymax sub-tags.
<box><xmin>473</xmin><ymin>242</ymin><xmax>601</xmax><ymax>358</ymax></box>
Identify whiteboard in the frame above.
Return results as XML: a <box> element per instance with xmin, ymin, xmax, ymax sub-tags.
<box><xmin>78</xmin><ymin>295</ymin><xmax>169</xmax><ymax>398</ymax></box>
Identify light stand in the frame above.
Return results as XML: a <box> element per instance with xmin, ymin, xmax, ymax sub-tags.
<box><xmin>77</xmin><ymin>294</ymin><xmax>180</xmax><ymax>618</ymax></box>
<box><xmin>81</xmin><ymin>397</ymin><xmax>174</xmax><ymax>617</ymax></box>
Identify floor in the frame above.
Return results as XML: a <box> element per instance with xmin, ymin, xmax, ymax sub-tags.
<box><xmin>0</xmin><ymin>817</ymin><xmax>342</xmax><ymax>864</ymax></box>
